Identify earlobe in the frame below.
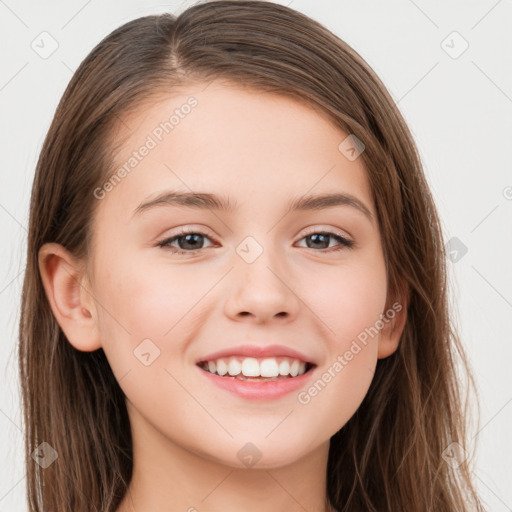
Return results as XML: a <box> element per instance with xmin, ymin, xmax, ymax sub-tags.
<box><xmin>377</xmin><ymin>289</ymin><xmax>408</xmax><ymax>360</ymax></box>
<box><xmin>38</xmin><ymin>242</ymin><xmax>101</xmax><ymax>352</ymax></box>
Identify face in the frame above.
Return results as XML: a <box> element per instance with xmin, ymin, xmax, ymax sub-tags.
<box><xmin>85</xmin><ymin>80</ymin><xmax>394</xmax><ymax>469</ymax></box>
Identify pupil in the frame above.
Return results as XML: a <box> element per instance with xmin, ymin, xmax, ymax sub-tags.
<box><xmin>180</xmin><ymin>234</ymin><xmax>203</xmax><ymax>250</ymax></box>
<box><xmin>307</xmin><ymin>233</ymin><xmax>329</xmax><ymax>249</ymax></box>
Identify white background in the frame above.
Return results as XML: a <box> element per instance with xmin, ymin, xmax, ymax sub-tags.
<box><xmin>1</xmin><ymin>1</ymin><xmax>511</xmax><ymax>510</ymax></box>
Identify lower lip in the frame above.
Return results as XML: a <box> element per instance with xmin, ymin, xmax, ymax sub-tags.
<box><xmin>196</xmin><ymin>365</ymin><xmax>316</xmax><ymax>399</ymax></box>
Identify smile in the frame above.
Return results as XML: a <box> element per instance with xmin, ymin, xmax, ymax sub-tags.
<box><xmin>197</xmin><ymin>356</ymin><xmax>315</xmax><ymax>380</ymax></box>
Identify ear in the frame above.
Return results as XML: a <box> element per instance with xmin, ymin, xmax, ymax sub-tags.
<box><xmin>377</xmin><ymin>285</ymin><xmax>408</xmax><ymax>359</ymax></box>
<box><xmin>38</xmin><ymin>242</ymin><xmax>101</xmax><ymax>352</ymax></box>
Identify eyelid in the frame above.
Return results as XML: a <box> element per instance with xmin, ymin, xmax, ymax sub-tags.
<box><xmin>157</xmin><ymin>225</ymin><xmax>216</xmax><ymax>241</ymax></box>
<box><xmin>156</xmin><ymin>227</ymin><xmax>218</xmax><ymax>249</ymax></box>
<box><xmin>299</xmin><ymin>225</ymin><xmax>352</xmax><ymax>241</ymax></box>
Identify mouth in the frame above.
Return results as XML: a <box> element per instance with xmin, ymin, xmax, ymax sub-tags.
<box><xmin>197</xmin><ymin>356</ymin><xmax>316</xmax><ymax>382</ymax></box>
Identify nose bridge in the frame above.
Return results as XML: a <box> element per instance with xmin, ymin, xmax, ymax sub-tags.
<box><xmin>235</xmin><ymin>234</ymin><xmax>286</xmax><ymax>295</ymax></box>
<box><xmin>223</xmin><ymin>234</ymin><xmax>299</xmax><ymax>322</ymax></box>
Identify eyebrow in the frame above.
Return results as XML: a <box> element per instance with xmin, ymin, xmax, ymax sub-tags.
<box><xmin>132</xmin><ymin>190</ymin><xmax>373</xmax><ymax>222</ymax></box>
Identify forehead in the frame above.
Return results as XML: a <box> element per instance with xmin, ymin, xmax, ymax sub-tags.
<box><xmin>100</xmin><ymin>80</ymin><xmax>375</xmax><ymax>220</ymax></box>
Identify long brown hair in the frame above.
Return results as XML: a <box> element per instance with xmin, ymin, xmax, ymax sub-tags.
<box><xmin>19</xmin><ymin>1</ymin><xmax>486</xmax><ymax>510</ymax></box>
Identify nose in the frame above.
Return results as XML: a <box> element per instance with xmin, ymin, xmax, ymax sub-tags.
<box><xmin>223</xmin><ymin>247</ymin><xmax>301</xmax><ymax>324</ymax></box>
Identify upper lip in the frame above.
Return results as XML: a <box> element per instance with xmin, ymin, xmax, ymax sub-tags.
<box><xmin>197</xmin><ymin>344</ymin><xmax>317</xmax><ymax>365</ymax></box>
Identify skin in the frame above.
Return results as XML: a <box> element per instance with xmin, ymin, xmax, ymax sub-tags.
<box><xmin>39</xmin><ymin>80</ymin><xmax>407</xmax><ymax>512</ymax></box>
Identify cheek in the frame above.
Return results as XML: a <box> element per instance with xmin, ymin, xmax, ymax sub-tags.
<box><xmin>304</xmin><ymin>260</ymin><xmax>387</xmax><ymax>346</ymax></box>
<box><xmin>295</xmin><ymin>265</ymin><xmax>384</xmax><ymax>435</ymax></box>
<box><xmin>95</xmin><ymin>254</ymin><xmax>208</xmax><ymax>341</ymax></box>
<box><xmin>91</xmin><ymin>255</ymin><xmax>208</xmax><ymax>408</ymax></box>
<box><xmin>300</xmin><ymin>261</ymin><xmax>386</xmax><ymax>431</ymax></box>
<box><xmin>299</xmin><ymin>343</ymin><xmax>375</xmax><ymax>439</ymax></box>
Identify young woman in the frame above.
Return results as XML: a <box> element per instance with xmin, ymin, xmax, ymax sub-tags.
<box><xmin>19</xmin><ymin>1</ymin><xmax>486</xmax><ymax>510</ymax></box>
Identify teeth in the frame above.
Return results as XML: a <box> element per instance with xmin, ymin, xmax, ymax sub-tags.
<box><xmin>216</xmin><ymin>359</ymin><xmax>228</xmax><ymax>376</ymax></box>
<box><xmin>241</xmin><ymin>358</ymin><xmax>260</xmax><ymax>377</ymax></box>
<box><xmin>228</xmin><ymin>359</ymin><xmax>242</xmax><ymax>376</ymax></box>
<box><xmin>290</xmin><ymin>359</ymin><xmax>300</xmax><ymax>377</ymax></box>
<box><xmin>200</xmin><ymin>356</ymin><xmax>310</xmax><ymax>378</ymax></box>
<box><xmin>260</xmin><ymin>358</ymin><xmax>279</xmax><ymax>377</ymax></box>
<box><xmin>278</xmin><ymin>360</ymin><xmax>290</xmax><ymax>376</ymax></box>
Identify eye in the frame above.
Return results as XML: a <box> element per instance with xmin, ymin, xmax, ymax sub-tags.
<box><xmin>156</xmin><ymin>229</ymin><xmax>216</xmax><ymax>255</ymax></box>
<box><xmin>296</xmin><ymin>230</ymin><xmax>354</xmax><ymax>252</ymax></box>
<box><xmin>156</xmin><ymin>228</ymin><xmax>354</xmax><ymax>256</ymax></box>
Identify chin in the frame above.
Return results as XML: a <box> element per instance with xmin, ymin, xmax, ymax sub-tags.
<box><xmin>199</xmin><ymin>436</ymin><xmax>314</xmax><ymax>470</ymax></box>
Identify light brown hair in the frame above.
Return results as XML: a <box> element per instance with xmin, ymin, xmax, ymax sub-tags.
<box><xmin>19</xmin><ymin>1</ymin><xmax>486</xmax><ymax>510</ymax></box>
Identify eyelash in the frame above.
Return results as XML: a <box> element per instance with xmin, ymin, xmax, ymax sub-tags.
<box><xmin>156</xmin><ymin>228</ymin><xmax>354</xmax><ymax>255</ymax></box>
